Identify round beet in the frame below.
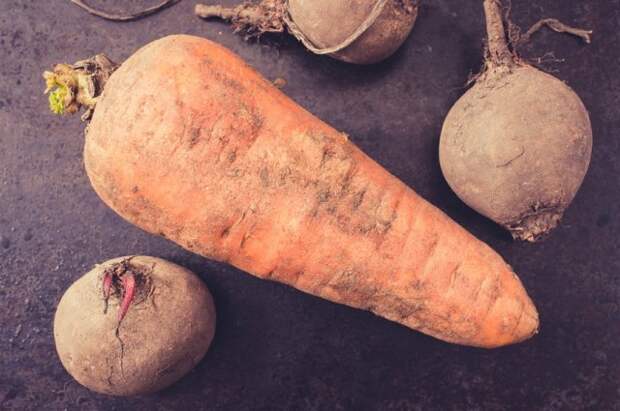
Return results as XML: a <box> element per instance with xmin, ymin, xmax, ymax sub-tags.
<box><xmin>195</xmin><ymin>0</ymin><xmax>418</xmax><ymax>64</ymax></box>
<box><xmin>54</xmin><ymin>256</ymin><xmax>216</xmax><ymax>396</ymax></box>
<box><xmin>439</xmin><ymin>0</ymin><xmax>592</xmax><ymax>242</ymax></box>
<box><xmin>287</xmin><ymin>0</ymin><xmax>418</xmax><ymax>64</ymax></box>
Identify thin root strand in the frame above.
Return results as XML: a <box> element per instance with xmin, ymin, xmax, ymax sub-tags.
<box><xmin>70</xmin><ymin>0</ymin><xmax>180</xmax><ymax>22</ymax></box>
<box><xmin>519</xmin><ymin>18</ymin><xmax>592</xmax><ymax>45</ymax></box>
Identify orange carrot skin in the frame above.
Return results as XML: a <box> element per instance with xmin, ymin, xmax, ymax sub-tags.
<box><xmin>85</xmin><ymin>35</ymin><xmax>538</xmax><ymax>348</ymax></box>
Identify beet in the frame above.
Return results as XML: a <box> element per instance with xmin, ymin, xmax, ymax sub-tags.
<box><xmin>54</xmin><ymin>256</ymin><xmax>216</xmax><ymax>396</ymax></box>
<box><xmin>439</xmin><ymin>0</ymin><xmax>593</xmax><ymax>242</ymax></box>
<box><xmin>195</xmin><ymin>0</ymin><xmax>418</xmax><ymax>64</ymax></box>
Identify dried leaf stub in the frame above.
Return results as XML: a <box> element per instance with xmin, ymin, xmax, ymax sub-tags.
<box><xmin>195</xmin><ymin>1</ymin><xmax>287</xmax><ymax>37</ymax></box>
<box><xmin>43</xmin><ymin>54</ymin><xmax>118</xmax><ymax>120</ymax></box>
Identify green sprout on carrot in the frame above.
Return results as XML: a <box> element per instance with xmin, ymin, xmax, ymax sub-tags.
<box><xmin>43</xmin><ymin>64</ymin><xmax>99</xmax><ymax>116</ymax></box>
<box><xmin>45</xmin><ymin>79</ymin><xmax>70</xmax><ymax>114</ymax></box>
<box><xmin>44</xmin><ymin>66</ymin><xmax>79</xmax><ymax>115</ymax></box>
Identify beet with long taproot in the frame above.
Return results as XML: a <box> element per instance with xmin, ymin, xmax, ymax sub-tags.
<box><xmin>439</xmin><ymin>0</ymin><xmax>593</xmax><ymax>242</ymax></box>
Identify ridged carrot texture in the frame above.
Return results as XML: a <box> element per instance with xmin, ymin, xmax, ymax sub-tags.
<box><xmin>53</xmin><ymin>35</ymin><xmax>538</xmax><ymax>348</ymax></box>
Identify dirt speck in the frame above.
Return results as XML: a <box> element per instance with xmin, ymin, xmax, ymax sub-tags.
<box><xmin>273</xmin><ymin>77</ymin><xmax>286</xmax><ymax>88</ymax></box>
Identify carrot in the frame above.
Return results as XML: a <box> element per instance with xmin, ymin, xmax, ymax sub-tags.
<box><xmin>45</xmin><ymin>35</ymin><xmax>538</xmax><ymax>348</ymax></box>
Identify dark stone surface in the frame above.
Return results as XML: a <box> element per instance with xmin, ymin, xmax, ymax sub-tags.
<box><xmin>1</xmin><ymin>0</ymin><xmax>618</xmax><ymax>410</ymax></box>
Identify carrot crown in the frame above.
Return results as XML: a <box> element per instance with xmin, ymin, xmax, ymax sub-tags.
<box><xmin>43</xmin><ymin>54</ymin><xmax>118</xmax><ymax>120</ymax></box>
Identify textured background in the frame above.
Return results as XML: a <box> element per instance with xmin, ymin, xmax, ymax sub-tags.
<box><xmin>1</xmin><ymin>0</ymin><xmax>618</xmax><ymax>410</ymax></box>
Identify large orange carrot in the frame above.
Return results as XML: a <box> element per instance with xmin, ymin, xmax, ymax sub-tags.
<box><xmin>46</xmin><ymin>35</ymin><xmax>538</xmax><ymax>348</ymax></box>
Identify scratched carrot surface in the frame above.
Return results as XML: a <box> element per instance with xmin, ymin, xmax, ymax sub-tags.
<box><xmin>47</xmin><ymin>35</ymin><xmax>538</xmax><ymax>348</ymax></box>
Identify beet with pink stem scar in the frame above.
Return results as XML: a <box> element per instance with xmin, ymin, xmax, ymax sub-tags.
<box><xmin>53</xmin><ymin>256</ymin><xmax>217</xmax><ymax>396</ymax></box>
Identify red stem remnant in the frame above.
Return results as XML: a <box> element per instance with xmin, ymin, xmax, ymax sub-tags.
<box><xmin>103</xmin><ymin>272</ymin><xmax>112</xmax><ymax>299</ymax></box>
<box><xmin>118</xmin><ymin>273</ymin><xmax>136</xmax><ymax>323</ymax></box>
<box><xmin>101</xmin><ymin>259</ymin><xmax>141</xmax><ymax>324</ymax></box>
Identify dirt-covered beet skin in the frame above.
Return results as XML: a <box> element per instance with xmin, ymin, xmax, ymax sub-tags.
<box><xmin>53</xmin><ymin>256</ymin><xmax>216</xmax><ymax>396</ymax></box>
<box><xmin>287</xmin><ymin>0</ymin><xmax>418</xmax><ymax>64</ymax></box>
<box><xmin>439</xmin><ymin>0</ymin><xmax>592</xmax><ymax>242</ymax></box>
<box><xmin>440</xmin><ymin>65</ymin><xmax>592</xmax><ymax>241</ymax></box>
